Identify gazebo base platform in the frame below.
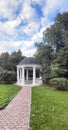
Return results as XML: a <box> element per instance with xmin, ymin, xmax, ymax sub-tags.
<box><xmin>16</xmin><ymin>79</ymin><xmax>42</xmax><ymax>87</ymax></box>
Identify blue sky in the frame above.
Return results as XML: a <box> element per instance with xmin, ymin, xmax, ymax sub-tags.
<box><xmin>0</xmin><ymin>0</ymin><xmax>68</xmax><ymax>56</ymax></box>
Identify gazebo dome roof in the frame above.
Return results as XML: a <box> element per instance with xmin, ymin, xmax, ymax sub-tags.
<box><xmin>18</xmin><ymin>57</ymin><xmax>40</xmax><ymax>65</ymax></box>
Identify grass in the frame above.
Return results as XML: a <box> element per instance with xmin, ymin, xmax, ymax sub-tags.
<box><xmin>30</xmin><ymin>86</ymin><xmax>68</xmax><ymax>130</ymax></box>
<box><xmin>0</xmin><ymin>84</ymin><xmax>21</xmax><ymax>109</ymax></box>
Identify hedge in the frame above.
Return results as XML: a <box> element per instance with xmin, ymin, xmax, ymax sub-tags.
<box><xmin>0</xmin><ymin>70</ymin><xmax>16</xmax><ymax>83</ymax></box>
<box><xmin>49</xmin><ymin>77</ymin><xmax>68</xmax><ymax>90</ymax></box>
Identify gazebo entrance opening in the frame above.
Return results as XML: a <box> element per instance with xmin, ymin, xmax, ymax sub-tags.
<box><xmin>25</xmin><ymin>67</ymin><xmax>33</xmax><ymax>84</ymax></box>
<box><xmin>24</xmin><ymin>67</ymin><xmax>41</xmax><ymax>84</ymax></box>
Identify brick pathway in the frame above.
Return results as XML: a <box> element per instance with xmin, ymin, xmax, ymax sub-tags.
<box><xmin>0</xmin><ymin>86</ymin><xmax>31</xmax><ymax>130</ymax></box>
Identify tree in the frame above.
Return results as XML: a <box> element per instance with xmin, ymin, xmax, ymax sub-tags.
<box><xmin>0</xmin><ymin>52</ymin><xmax>11</xmax><ymax>70</ymax></box>
<box><xmin>11</xmin><ymin>49</ymin><xmax>24</xmax><ymax>72</ymax></box>
<box><xmin>0</xmin><ymin>67</ymin><xmax>4</xmax><ymax>82</ymax></box>
<box><xmin>0</xmin><ymin>49</ymin><xmax>24</xmax><ymax>83</ymax></box>
<box><xmin>43</xmin><ymin>12</ymin><xmax>68</xmax><ymax>52</ymax></box>
<box><xmin>50</xmin><ymin>63</ymin><xmax>60</xmax><ymax>79</ymax></box>
<box><xmin>35</xmin><ymin>42</ymin><xmax>53</xmax><ymax>83</ymax></box>
<box><xmin>35</xmin><ymin>12</ymin><xmax>68</xmax><ymax>84</ymax></box>
<box><xmin>57</xmin><ymin>41</ymin><xmax>68</xmax><ymax>78</ymax></box>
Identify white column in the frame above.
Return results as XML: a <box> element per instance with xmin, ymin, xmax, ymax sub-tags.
<box><xmin>22</xmin><ymin>67</ymin><xmax>25</xmax><ymax>85</ymax></box>
<box><xmin>21</xmin><ymin>68</ymin><xmax>22</xmax><ymax>79</ymax></box>
<box><xmin>26</xmin><ymin>69</ymin><xmax>28</xmax><ymax>81</ymax></box>
<box><xmin>33</xmin><ymin>66</ymin><xmax>36</xmax><ymax>85</ymax></box>
<box><xmin>17</xmin><ymin>67</ymin><xmax>19</xmax><ymax>83</ymax></box>
<box><xmin>20</xmin><ymin>68</ymin><xmax>21</xmax><ymax>79</ymax></box>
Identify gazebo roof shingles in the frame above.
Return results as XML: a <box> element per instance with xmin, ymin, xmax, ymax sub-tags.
<box><xmin>18</xmin><ymin>57</ymin><xmax>40</xmax><ymax>65</ymax></box>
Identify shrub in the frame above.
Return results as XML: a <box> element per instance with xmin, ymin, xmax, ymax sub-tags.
<box><xmin>50</xmin><ymin>63</ymin><xmax>60</xmax><ymax>78</ymax></box>
<box><xmin>3</xmin><ymin>70</ymin><xmax>16</xmax><ymax>83</ymax></box>
<box><xmin>0</xmin><ymin>69</ymin><xmax>16</xmax><ymax>83</ymax></box>
<box><xmin>49</xmin><ymin>77</ymin><xmax>68</xmax><ymax>90</ymax></box>
<box><xmin>0</xmin><ymin>67</ymin><xmax>4</xmax><ymax>82</ymax></box>
<box><xmin>42</xmin><ymin>63</ymin><xmax>51</xmax><ymax>83</ymax></box>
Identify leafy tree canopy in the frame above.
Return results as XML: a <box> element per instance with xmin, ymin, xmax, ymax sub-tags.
<box><xmin>43</xmin><ymin>12</ymin><xmax>68</xmax><ymax>52</ymax></box>
<box><xmin>0</xmin><ymin>49</ymin><xmax>25</xmax><ymax>83</ymax></box>
<box><xmin>35</xmin><ymin>12</ymin><xmax>68</xmax><ymax>84</ymax></box>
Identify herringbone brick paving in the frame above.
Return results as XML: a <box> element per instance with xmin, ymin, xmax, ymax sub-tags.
<box><xmin>0</xmin><ymin>86</ymin><xmax>31</xmax><ymax>130</ymax></box>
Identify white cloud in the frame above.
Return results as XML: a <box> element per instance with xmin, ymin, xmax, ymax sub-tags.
<box><xmin>21</xmin><ymin>47</ymin><xmax>37</xmax><ymax>57</ymax></box>
<box><xmin>59</xmin><ymin>0</ymin><xmax>68</xmax><ymax>12</ymax></box>
<box><xmin>0</xmin><ymin>0</ymin><xmax>68</xmax><ymax>57</ymax></box>
<box><xmin>0</xmin><ymin>0</ymin><xmax>22</xmax><ymax>20</ymax></box>
<box><xmin>23</xmin><ymin>21</ymin><xmax>40</xmax><ymax>36</ymax></box>
<box><xmin>42</xmin><ymin>0</ymin><xmax>60</xmax><ymax>16</ymax></box>
<box><xmin>0</xmin><ymin>25</ymin><xmax>47</xmax><ymax>56</ymax></box>
<box><xmin>0</xmin><ymin>21</ymin><xmax>16</xmax><ymax>35</ymax></box>
<box><xmin>0</xmin><ymin>46</ymin><xmax>7</xmax><ymax>54</ymax></box>
<box><xmin>42</xmin><ymin>0</ymin><xmax>68</xmax><ymax>17</ymax></box>
<box><xmin>31</xmin><ymin>29</ymin><xmax>43</xmax><ymax>42</ymax></box>
<box><xmin>0</xmin><ymin>0</ymin><xmax>36</xmax><ymax>37</ymax></box>
<box><xmin>40</xmin><ymin>17</ymin><xmax>52</xmax><ymax>27</ymax></box>
<box><xmin>0</xmin><ymin>40</ymin><xmax>36</xmax><ymax>56</ymax></box>
<box><xmin>31</xmin><ymin>23</ymin><xmax>52</xmax><ymax>43</ymax></box>
<box><xmin>19</xmin><ymin>0</ymin><xmax>36</xmax><ymax>22</ymax></box>
<box><xmin>32</xmin><ymin>0</ymin><xmax>45</xmax><ymax>6</ymax></box>
<box><xmin>0</xmin><ymin>0</ymin><xmax>23</xmax><ymax>37</ymax></box>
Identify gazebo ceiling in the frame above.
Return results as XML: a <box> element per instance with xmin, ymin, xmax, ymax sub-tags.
<box><xmin>18</xmin><ymin>57</ymin><xmax>40</xmax><ymax>65</ymax></box>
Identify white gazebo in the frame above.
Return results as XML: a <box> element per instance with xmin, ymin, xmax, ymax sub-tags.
<box><xmin>17</xmin><ymin>57</ymin><xmax>42</xmax><ymax>86</ymax></box>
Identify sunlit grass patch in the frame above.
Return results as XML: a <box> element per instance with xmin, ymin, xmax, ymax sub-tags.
<box><xmin>0</xmin><ymin>84</ymin><xmax>21</xmax><ymax>109</ymax></box>
<box><xmin>30</xmin><ymin>86</ymin><xmax>68</xmax><ymax>130</ymax></box>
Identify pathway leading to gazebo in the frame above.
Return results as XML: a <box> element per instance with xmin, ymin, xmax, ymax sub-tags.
<box><xmin>0</xmin><ymin>86</ymin><xmax>31</xmax><ymax>130</ymax></box>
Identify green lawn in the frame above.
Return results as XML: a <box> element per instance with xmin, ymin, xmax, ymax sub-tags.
<box><xmin>0</xmin><ymin>84</ymin><xmax>21</xmax><ymax>109</ymax></box>
<box><xmin>30</xmin><ymin>86</ymin><xmax>68</xmax><ymax>130</ymax></box>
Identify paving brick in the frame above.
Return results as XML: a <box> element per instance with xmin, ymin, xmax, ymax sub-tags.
<box><xmin>0</xmin><ymin>86</ymin><xmax>31</xmax><ymax>130</ymax></box>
